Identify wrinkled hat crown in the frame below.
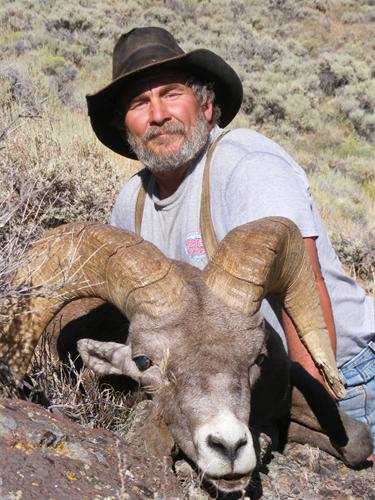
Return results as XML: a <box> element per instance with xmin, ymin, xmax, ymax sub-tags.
<box><xmin>113</xmin><ymin>27</ymin><xmax>184</xmax><ymax>79</ymax></box>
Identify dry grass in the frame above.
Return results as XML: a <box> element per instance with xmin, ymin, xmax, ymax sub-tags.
<box><xmin>0</xmin><ymin>326</ymin><xmax>140</xmax><ymax>435</ymax></box>
<box><xmin>0</xmin><ymin>98</ymin><xmax>138</xmax><ymax>432</ymax></box>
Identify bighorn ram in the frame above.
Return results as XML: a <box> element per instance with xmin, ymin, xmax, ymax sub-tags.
<box><xmin>0</xmin><ymin>217</ymin><xmax>372</xmax><ymax>493</ymax></box>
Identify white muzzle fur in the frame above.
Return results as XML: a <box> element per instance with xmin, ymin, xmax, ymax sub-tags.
<box><xmin>194</xmin><ymin>410</ymin><xmax>256</xmax><ymax>478</ymax></box>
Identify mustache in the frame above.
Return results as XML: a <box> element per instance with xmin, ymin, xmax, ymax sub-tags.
<box><xmin>143</xmin><ymin>122</ymin><xmax>186</xmax><ymax>141</ymax></box>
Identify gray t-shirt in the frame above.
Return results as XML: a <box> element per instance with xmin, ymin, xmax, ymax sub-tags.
<box><xmin>111</xmin><ymin>126</ymin><xmax>375</xmax><ymax>367</ymax></box>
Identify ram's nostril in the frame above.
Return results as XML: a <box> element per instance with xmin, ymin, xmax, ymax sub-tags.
<box><xmin>207</xmin><ymin>434</ymin><xmax>227</xmax><ymax>452</ymax></box>
<box><xmin>207</xmin><ymin>434</ymin><xmax>248</xmax><ymax>462</ymax></box>
<box><xmin>236</xmin><ymin>437</ymin><xmax>248</xmax><ymax>451</ymax></box>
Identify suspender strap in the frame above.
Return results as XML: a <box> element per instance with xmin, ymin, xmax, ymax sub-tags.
<box><xmin>134</xmin><ymin>169</ymin><xmax>151</xmax><ymax>236</ymax></box>
<box><xmin>199</xmin><ymin>130</ymin><xmax>230</xmax><ymax>259</ymax></box>
<box><xmin>134</xmin><ymin>130</ymin><xmax>230</xmax><ymax>258</ymax></box>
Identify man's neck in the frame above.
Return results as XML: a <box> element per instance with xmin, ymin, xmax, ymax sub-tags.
<box><xmin>153</xmin><ymin>164</ymin><xmax>190</xmax><ymax>199</ymax></box>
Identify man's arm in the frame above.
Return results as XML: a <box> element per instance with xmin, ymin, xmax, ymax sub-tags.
<box><xmin>219</xmin><ymin>148</ymin><xmax>338</xmax><ymax>384</ymax></box>
<box><xmin>282</xmin><ymin>237</ymin><xmax>337</xmax><ymax>386</ymax></box>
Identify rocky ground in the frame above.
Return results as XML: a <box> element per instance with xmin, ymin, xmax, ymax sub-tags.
<box><xmin>0</xmin><ymin>398</ymin><xmax>373</xmax><ymax>500</ymax></box>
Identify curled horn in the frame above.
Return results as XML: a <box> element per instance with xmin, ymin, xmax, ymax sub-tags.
<box><xmin>0</xmin><ymin>222</ymin><xmax>185</xmax><ymax>374</ymax></box>
<box><xmin>202</xmin><ymin>216</ymin><xmax>345</xmax><ymax>399</ymax></box>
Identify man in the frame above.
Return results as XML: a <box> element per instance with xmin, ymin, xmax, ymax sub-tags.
<box><xmin>87</xmin><ymin>27</ymin><xmax>375</xmax><ymax>455</ymax></box>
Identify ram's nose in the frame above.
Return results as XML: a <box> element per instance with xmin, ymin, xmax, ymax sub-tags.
<box><xmin>194</xmin><ymin>411</ymin><xmax>257</xmax><ymax>478</ymax></box>
<box><xmin>207</xmin><ymin>433</ymin><xmax>248</xmax><ymax>463</ymax></box>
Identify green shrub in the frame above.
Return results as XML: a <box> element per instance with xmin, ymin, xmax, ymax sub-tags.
<box><xmin>336</xmin><ymin>80</ymin><xmax>375</xmax><ymax>141</ymax></box>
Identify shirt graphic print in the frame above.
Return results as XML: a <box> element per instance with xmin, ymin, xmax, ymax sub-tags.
<box><xmin>184</xmin><ymin>231</ymin><xmax>207</xmax><ymax>267</ymax></box>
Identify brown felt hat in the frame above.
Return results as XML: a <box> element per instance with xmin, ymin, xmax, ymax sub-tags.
<box><xmin>86</xmin><ymin>27</ymin><xmax>243</xmax><ymax>159</ymax></box>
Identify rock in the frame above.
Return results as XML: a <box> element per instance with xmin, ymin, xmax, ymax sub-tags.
<box><xmin>174</xmin><ymin>460</ymin><xmax>195</xmax><ymax>481</ymax></box>
<box><xmin>258</xmin><ymin>443</ymin><xmax>374</xmax><ymax>500</ymax></box>
<box><xmin>0</xmin><ymin>398</ymin><xmax>182</xmax><ymax>499</ymax></box>
<box><xmin>0</xmin><ymin>398</ymin><xmax>373</xmax><ymax>499</ymax></box>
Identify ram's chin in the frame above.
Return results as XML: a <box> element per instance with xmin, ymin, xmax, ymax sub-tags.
<box><xmin>207</xmin><ymin>473</ymin><xmax>252</xmax><ymax>493</ymax></box>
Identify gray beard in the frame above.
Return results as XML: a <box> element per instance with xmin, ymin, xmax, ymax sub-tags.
<box><xmin>126</xmin><ymin>112</ymin><xmax>210</xmax><ymax>174</ymax></box>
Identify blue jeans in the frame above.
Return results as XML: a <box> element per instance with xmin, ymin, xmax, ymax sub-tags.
<box><xmin>337</xmin><ymin>336</ymin><xmax>375</xmax><ymax>454</ymax></box>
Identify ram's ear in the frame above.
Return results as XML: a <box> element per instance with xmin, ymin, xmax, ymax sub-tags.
<box><xmin>77</xmin><ymin>339</ymin><xmax>141</xmax><ymax>381</ymax></box>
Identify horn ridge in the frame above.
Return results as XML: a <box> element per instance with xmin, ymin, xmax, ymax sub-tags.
<box><xmin>0</xmin><ymin>222</ymin><xmax>185</xmax><ymax>374</ymax></box>
<box><xmin>202</xmin><ymin>216</ymin><xmax>345</xmax><ymax>399</ymax></box>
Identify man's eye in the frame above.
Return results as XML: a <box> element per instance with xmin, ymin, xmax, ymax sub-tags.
<box><xmin>164</xmin><ymin>91</ymin><xmax>180</xmax><ymax>99</ymax></box>
<box><xmin>133</xmin><ymin>355</ymin><xmax>153</xmax><ymax>371</ymax></box>
<box><xmin>129</xmin><ymin>101</ymin><xmax>146</xmax><ymax>110</ymax></box>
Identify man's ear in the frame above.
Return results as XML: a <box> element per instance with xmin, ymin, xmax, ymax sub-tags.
<box><xmin>202</xmin><ymin>99</ymin><xmax>214</xmax><ymax>124</ymax></box>
<box><xmin>77</xmin><ymin>339</ymin><xmax>141</xmax><ymax>381</ymax></box>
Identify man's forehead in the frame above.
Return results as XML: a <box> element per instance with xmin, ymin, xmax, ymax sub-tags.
<box><xmin>121</xmin><ymin>70</ymin><xmax>192</xmax><ymax>103</ymax></box>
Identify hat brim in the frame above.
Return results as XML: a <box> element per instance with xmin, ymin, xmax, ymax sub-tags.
<box><xmin>86</xmin><ymin>49</ymin><xmax>243</xmax><ymax>159</ymax></box>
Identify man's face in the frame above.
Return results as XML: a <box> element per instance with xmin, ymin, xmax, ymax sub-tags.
<box><xmin>122</xmin><ymin>72</ymin><xmax>213</xmax><ymax>173</ymax></box>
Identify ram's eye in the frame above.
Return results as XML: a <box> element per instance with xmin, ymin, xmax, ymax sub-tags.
<box><xmin>133</xmin><ymin>355</ymin><xmax>153</xmax><ymax>371</ymax></box>
<box><xmin>255</xmin><ymin>353</ymin><xmax>266</xmax><ymax>366</ymax></box>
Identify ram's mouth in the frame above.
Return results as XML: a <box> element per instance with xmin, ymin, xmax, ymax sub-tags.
<box><xmin>207</xmin><ymin>472</ymin><xmax>252</xmax><ymax>493</ymax></box>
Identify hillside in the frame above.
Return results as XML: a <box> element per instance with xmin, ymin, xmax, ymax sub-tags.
<box><xmin>1</xmin><ymin>0</ymin><xmax>374</xmax><ymax>291</ymax></box>
<box><xmin>0</xmin><ymin>1</ymin><xmax>374</xmax><ymax>498</ymax></box>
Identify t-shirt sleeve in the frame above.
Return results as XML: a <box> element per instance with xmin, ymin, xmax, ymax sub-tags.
<box><xmin>110</xmin><ymin>194</ymin><xmax>127</xmax><ymax>228</ymax></box>
<box><xmin>221</xmin><ymin>151</ymin><xmax>318</xmax><ymax>238</ymax></box>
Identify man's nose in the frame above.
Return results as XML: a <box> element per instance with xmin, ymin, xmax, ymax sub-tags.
<box><xmin>149</xmin><ymin>99</ymin><xmax>170</xmax><ymax>125</ymax></box>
